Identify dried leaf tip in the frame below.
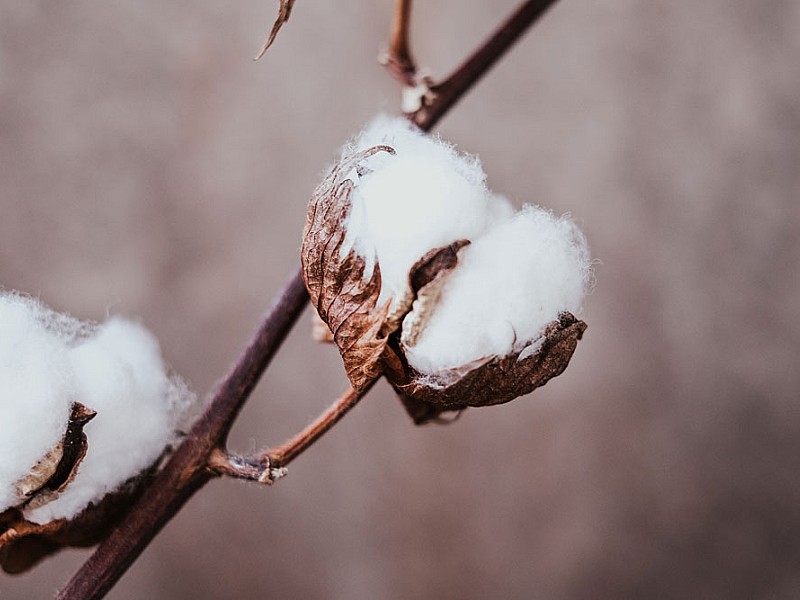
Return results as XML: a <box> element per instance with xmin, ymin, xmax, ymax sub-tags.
<box><xmin>255</xmin><ymin>0</ymin><xmax>297</xmax><ymax>60</ymax></box>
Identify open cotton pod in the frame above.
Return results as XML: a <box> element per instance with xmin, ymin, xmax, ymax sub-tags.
<box><xmin>0</xmin><ymin>293</ymin><xmax>195</xmax><ymax>572</ymax></box>
<box><xmin>302</xmin><ymin>116</ymin><xmax>591</xmax><ymax>423</ymax></box>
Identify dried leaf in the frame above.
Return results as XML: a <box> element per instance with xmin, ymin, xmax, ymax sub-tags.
<box><xmin>390</xmin><ymin>313</ymin><xmax>586</xmax><ymax>423</ymax></box>
<box><xmin>399</xmin><ymin>240</ymin><xmax>469</xmax><ymax>348</ymax></box>
<box><xmin>14</xmin><ymin>403</ymin><xmax>96</xmax><ymax>510</ymax></box>
<box><xmin>301</xmin><ymin>145</ymin><xmax>396</xmax><ymax>390</ymax></box>
<box><xmin>254</xmin><ymin>0</ymin><xmax>297</xmax><ymax>60</ymax></box>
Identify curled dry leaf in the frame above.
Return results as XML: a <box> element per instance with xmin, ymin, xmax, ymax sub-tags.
<box><xmin>14</xmin><ymin>403</ymin><xmax>96</xmax><ymax>510</ymax></box>
<box><xmin>390</xmin><ymin>313</ymin><xmax>587</xmax><ymax>424</ymax></box>
<box><xmin>254</xmin><ymin>0</ymin><xmax>297</xmax><ymax>60</ymax></box>
<box><xmin>302</xmin><ymin>145</ymin><xmax>397</xmax><ymax>391</ymax></box>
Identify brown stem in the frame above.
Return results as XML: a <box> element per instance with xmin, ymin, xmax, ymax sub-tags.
<box><xmin>269</xmin><ymin>382</ymin><xmax>375</xmax><ymax>467</ymax></box>
<box><xmin>57</xmin><ymin>0</ymin><xmax>557</xmax><ymax>596</ymax></box>
<box><xmin>382</xmin><ymin>0</ymin><xmax>417</xmax><ymax>85</ymax></box>
<box><xmin>412</xmin><ymin>0</ymin><xmax>560</xmax><ymax>130</ymax></box>
<box><xmin>209</xmin><ymin>382</ymin><xmax>375</xmax><ymax>484</ymax></box>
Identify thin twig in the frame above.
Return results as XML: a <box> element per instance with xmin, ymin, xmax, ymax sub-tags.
<box><xmin>57</xmin><ymin>1</ymin><xmax>557</xmax><ymax>597</ymax></box>
<box><xmin>209</xmin><ymin>382</ymin><xmax>374</xmax><ymax>483</ymax></box>
<box><xmin>269</xmin><ymin>382</ymin><xmax>374</xmax><ymax>467</ymax></box>
<box><xmin>412</xmin><ymin>0</ymin><xmax>560</xmax><ymax>130</ymax></box>
<box><xmin>381</xmin><ymin>0</ymin><xmax>417</xmax><ymax>85</ymax></box>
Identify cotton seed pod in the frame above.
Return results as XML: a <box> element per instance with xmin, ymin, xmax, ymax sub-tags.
<box><xmin>302</xmin><ymin>136</ymin><xmax>588</xmax><ymax>423</ymax></box>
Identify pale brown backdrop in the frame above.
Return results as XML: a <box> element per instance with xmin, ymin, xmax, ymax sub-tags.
<box><xmin>1</xmin><ymin>1</ymin><xmax>799</xmax><ymax>598</ymax></box>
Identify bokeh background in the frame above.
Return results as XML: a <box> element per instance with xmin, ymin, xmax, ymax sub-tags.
<box><xmin>2</xmin><ymin>0</ymin><xmax>799</xmax><ymax>598</ymax></box>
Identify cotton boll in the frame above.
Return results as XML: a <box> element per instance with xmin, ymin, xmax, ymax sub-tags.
<box><xmin>24</xmin><ymin>318</ymin><xmax>193</xmax><ymax>524</ymax></box>
<box><xmin>0</xmin><ymin>295</ymin><xmax>75</xmax><ymax>512</ymax></box>
<box><xmin>404</xmin><ymin>205</ymin><xmax>591</xmax><ymax>373</ymax></box>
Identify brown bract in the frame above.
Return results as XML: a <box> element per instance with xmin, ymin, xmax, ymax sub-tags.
<box><xmin>0</xmin><ymin>468</ymin><xmax>156</xmax><ymax>574</ymax></box>
<box><xmin>0</xmin><ymin>402</ymin><xmax>157</xmax><ymax>574</ymax></box>
<box><xmin>301</xmin><ymin>145</ymin><xmax>396</xmax><ymax>391</ymax></box>
<box><xmin>390</xmin><ymin>313</ymin><xmax>587</xmax><ymax>424</ymax></box>
<box><xmin>13</xmin><ymin>403</ymin><xmax>95</xmax><ymax>511</ymax></box>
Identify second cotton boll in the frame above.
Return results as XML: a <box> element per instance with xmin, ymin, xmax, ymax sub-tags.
<box><xmin>0</xmin><ymin>293</ymin><xmax>195</xmax><ymax>524</ymax></box>
<box><xmin>302</xmin><ymin>116</ymin><xmax>592</xmax><ymax>421</ymax></box>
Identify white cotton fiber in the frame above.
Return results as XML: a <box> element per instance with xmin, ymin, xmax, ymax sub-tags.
<box><xmin>25</xmin><ymin>319</ymin><xmax>194</xmax><ymax>524</ymax></box>
<box><xmin>341</xmin><ymin>116</ymin><xmax>510</xmax><ymax>307</ymax></box>
<box><xmin>0</xmin><ymin>295</ymin><xmax>76</xmax><ymax>512</ymax></box>
<box><xmin>0</xmin><ymin>292</ymin><xmax>195</xmax><ymax>523</ymax></box>
<box><xmin>403</xmin><ymin>206</ymin><xmax>592</xmax><ymax>372</ymax></box>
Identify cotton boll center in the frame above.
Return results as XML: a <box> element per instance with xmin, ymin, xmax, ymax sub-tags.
<box><xmin>352</xmin><ymin>155</ymin><xmax>496</xmax><ymax>305</ymax></box>
<box><xmin>403</xmin><ymin>206</ymin><xmax>591</xmax><ymax>373</ymax></box>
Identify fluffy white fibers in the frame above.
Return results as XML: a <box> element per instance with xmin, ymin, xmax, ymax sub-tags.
<box><xmin>0</xmin><ymin>295</ymin><xmax>76</xmax><ymax>512</ymax></box>
<box><xmin>342</xmin><ymin>116</ymin><xmax>512</xmax><ymax>307</ymax></box>
<box><xmin>0</xmin><ymin>293</ymin><xmax>194</xmax><ymax>522</ymax></box>
<box><xmin>403</xmin><ymin>206</ymin><xmax>592</xmax><ymax>373</ymax></box>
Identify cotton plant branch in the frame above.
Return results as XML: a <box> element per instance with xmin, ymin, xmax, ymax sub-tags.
<box><xmin>56</xmin><ymin>1</ymin><xmax>561</xmax><ymax>598</ymax></box>
<box><xmin>386</xmin><ymin>0</ymin><xmax>561</xmax><ymax>130</ymax></box>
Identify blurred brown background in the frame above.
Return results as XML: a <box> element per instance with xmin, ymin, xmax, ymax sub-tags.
<box><xmin>2</xmin><ymin>0</ymin><xmax>799</xmax><ymax>598</ymax></box>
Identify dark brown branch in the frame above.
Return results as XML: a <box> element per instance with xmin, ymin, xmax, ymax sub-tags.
<box><xmin>412</xmin><ymin>0</ymin><xmax>560</xmax><ymax>130</ymax></box>
<box><xmin>57</xmin><ymin>269</ymin><xmax>308</xmax><ymax>600</ymax></box>
<box><xmin>57</xmin><ymin>1</ymin><xmax>557</xmax><ymax>596</ymax></box>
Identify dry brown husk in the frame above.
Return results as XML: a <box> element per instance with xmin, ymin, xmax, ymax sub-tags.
<box><xmin>302</xmin><ymin>145</ymin><xmax>586</xmax><ymax>423</ymax></box>
<box><xmin>0</xmin><ymin>402</ymin><xmax>157</xmax><ymax>573</ymax></box>
<box><xmin>388</xmin><ymin>313</ymin><xmax>586</xmax><ymax>424</ymax></box>
<box><xmin>0</xmin><ymin>467</ymin><xmax>156</xmax><ymax>574</ymax></box>
<box><xmin>12</xmin><ymin>402</ymin><xmax>96</xmax><ymax>512</ymax></box>
<box><xmin>302</xmin><ymin>144</ymin><xmax>398</xmax><ymax>391</ymax></box>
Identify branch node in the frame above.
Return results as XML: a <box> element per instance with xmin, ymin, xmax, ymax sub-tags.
<box><xmin>400</xmin><ymin>75</ymin><xmax>436</xmax><ymax>115</ymax></box>
<box><xmin>260</xmin><ymin>466</ymin><xmax>287</xmax><ymax>484</ymax></box>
